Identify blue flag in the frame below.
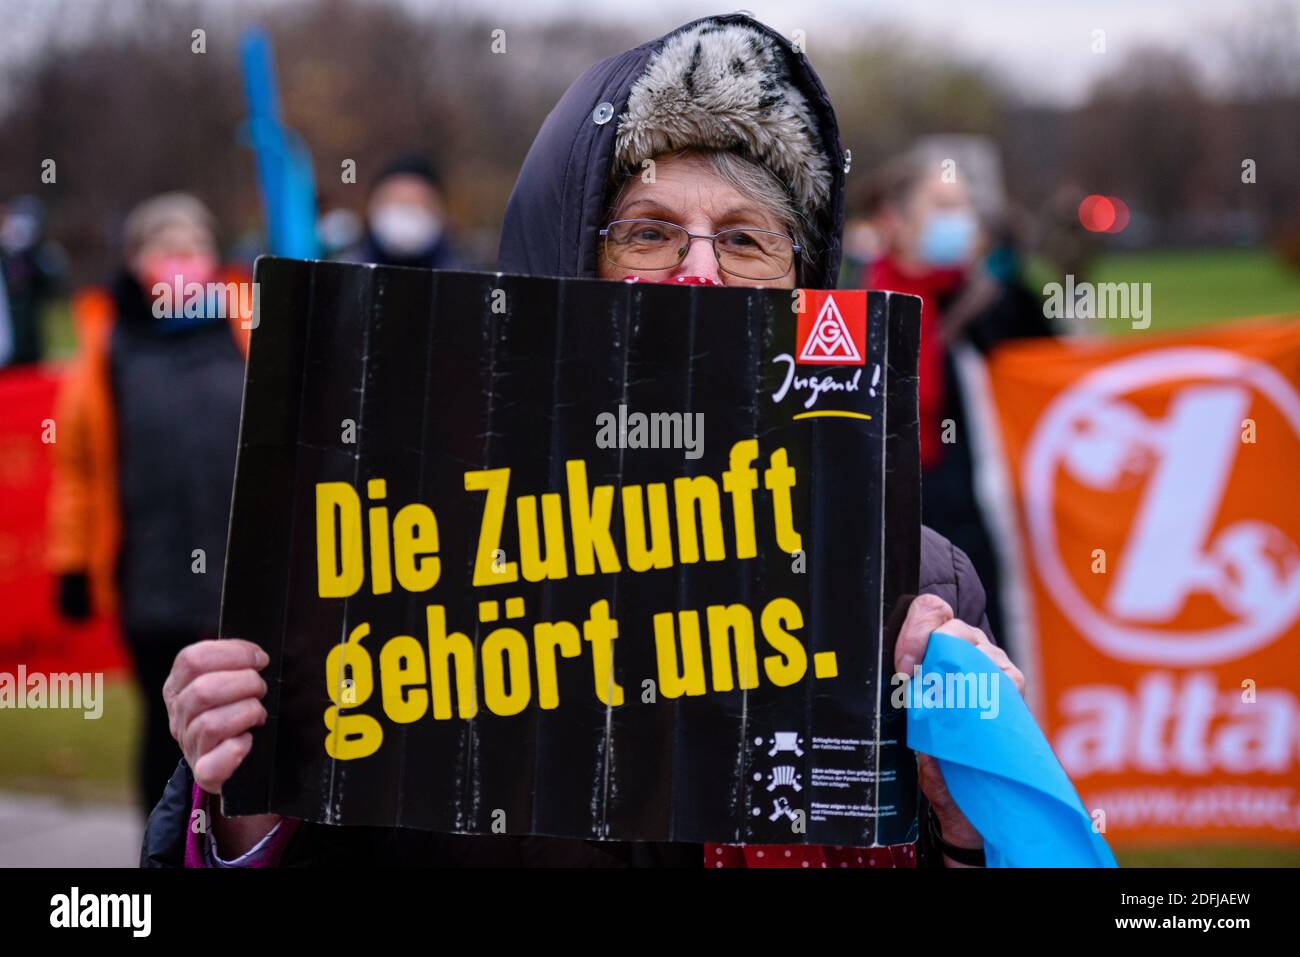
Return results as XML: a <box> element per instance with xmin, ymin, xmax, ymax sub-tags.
<box><xmin>240</xmin><ymin>29</ymin><xmax>319</xmax><ymax>259</ymax></box>
<box><xmin>907</xmin><ymin>631</ymin><xmax>1118</xmax><ymax>867</ymax></box>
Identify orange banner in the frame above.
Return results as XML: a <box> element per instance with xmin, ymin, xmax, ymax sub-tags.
<box><xmin>980</xmin><ymin>319</ymin><xmax>1300</xmax><ymax>846</ymax></box>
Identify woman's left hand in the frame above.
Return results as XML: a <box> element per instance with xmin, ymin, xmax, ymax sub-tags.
<box><xmin>895</xmin><ymin>593</ymin><xmax>1026</xmax><ymax>866</ymax></box>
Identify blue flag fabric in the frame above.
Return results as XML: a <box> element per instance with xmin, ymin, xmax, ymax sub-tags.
<box><xmin>240</xmin><ymin>30</ymin><xmax>319</xmax><ymax>260</ymax></box>
<box><xmin>906</xmin><ymin>631</ymin><xmax>1118</xmax><ymax>868</ymax></box>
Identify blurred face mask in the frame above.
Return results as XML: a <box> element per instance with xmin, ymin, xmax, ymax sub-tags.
<box><xmin>370</xmin><ymin>204</ymin><xmax>443</xmax><ymax>256</ymax></box>
<box><xmin>1</xmin><ymin>213</ymin><xmax>39</xmax><ymax>254</ymax></box>
<box><xmin>139</xmin><ymin>252</ymin><xmax>218</xmax><ymax>292</ymax></box>
<box><xmin>918</xmin><ymin>209</ymin><xmax>978</xmax><ymax>268</ymax></box>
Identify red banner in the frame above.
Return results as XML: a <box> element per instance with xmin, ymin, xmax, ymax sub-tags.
<box><xmin>0</xmin><ymin>365</ymin><xmax>126</xmax><ymax>676</ymax></box>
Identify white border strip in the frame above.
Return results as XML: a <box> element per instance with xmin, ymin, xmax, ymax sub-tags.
<box><xmin>950</xmin><ymin>342</ymin><xmax>1043</xmax><ymax>719</ymax></box>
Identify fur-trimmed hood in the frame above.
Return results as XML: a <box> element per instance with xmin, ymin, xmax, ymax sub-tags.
<box><xmin>497</xmin><ymin>13</ymin><xmax>847</xmax><ymax>288</ymax></box>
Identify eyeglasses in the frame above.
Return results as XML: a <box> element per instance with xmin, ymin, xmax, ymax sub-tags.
<box><xmin>599</xmin><ymin>218</ymin><xmax>800</xmax><ymax>282</ymax></box>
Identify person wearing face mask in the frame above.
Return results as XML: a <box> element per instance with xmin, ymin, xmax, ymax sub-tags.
<box><xmin>867</xmin><ymin>156</ymin><xmax>982</xmax><ymax>470</ymax></box>
<box><xmin>46</xmin><ymin>192</ymin><xmax>249</xmax><ymax>812</ymax></box>
<box><xmin>865</xmin><ymin>153</ymin><xmax>1052</xmax><ymax>649</ymax></box>
<box><xmin>340</xmin><ymin>154</ymin><xmax>464</xmax><ymax>270</ymax></box>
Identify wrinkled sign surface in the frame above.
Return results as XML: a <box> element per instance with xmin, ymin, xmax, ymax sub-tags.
<box><xmin>221</xmin><ymin>257</ymin><xmax>922</xmax><ymax>847</ymax></box>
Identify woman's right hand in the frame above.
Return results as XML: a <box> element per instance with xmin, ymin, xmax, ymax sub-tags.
<box><xmin>164</xmin><ymin>639</ymin><xmax>285</xmax><ymax>859</ymax></box>
<box><xmin>163</xmin><ymin>638</ymin><xmax>270</xmax><ymax>794</ymax></box>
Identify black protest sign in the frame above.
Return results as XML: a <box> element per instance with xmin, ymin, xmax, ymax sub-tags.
<box><xmin>221</xmin><ymin>258</ymin><xmax>922</xmax><ymax>847</ymax></box>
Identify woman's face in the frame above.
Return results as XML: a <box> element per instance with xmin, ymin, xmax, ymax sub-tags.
<box><xmin>597</xmin><ymin>152</ymin><xmax>797</xmax><ymax>289</ymax></box>
<box><xmin>891</xmin><ymin>176</ymin><xmax>981</xmax><ymax>272</ymax></box>
<box><xmin>130</xmin><ymin>220</ymin><xmax>219</xmax><ymax>290</ymax></box>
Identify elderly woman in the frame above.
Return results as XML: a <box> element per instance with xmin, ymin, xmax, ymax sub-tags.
<box><xmin>145</xmin><ymin>13</ymin><xmax>1022</xmax><ymax>868</ymax></box>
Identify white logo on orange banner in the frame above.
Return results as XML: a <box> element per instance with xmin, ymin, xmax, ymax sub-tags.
<box><xmin>1023</xmin><ymin>347</ymin><xmax>1300</xmax><ymax>666</ymax></box>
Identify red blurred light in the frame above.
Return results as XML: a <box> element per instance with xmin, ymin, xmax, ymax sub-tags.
<box><xmin>1107</xmin><ymin>196</ymin><xmax>1130</xmax><ymax>233</ymax></box>
<box><xmin>1079</xmin><ymin>194</ymin><xmax>1116</xmax><ymax>232</ymax></box>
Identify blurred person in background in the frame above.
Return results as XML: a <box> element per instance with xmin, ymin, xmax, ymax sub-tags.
<box><xmin>316</xmin><ymin>206</ymin><xmax>363</xmax><ymax>261</ymax></box>
<box><xmin>865</xmin><ymin>146</ymin><xmax>1053</xmax><ymax>647</ymax></box>
<box><xmin>339</xmin><ymin>154</ymin><xmax>464</xmax><ymax>270</ymax></box>
<box><xmin>46</xmin><ymin>192</ymin><xmax>249</xmax><ymax>812</ymax></box>
<box><xmin>838</xmin><ymin>173</ymin><xmax>892</xmax><ymax>286</ymax></box>
<box><xmin>0</xmin><ymin>195</ymin><xmax>66</xmax><ymax>367</ymax></box>
<box><xmin>839</xmin><ymin>214</ymin><xmax>886</xmax><ymax>287</ymax></box>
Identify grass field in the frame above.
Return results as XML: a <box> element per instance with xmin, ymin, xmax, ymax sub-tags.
<box><xmin>0</xmin><ymin>676</ymin><xmax>140</xmax><ymax>807</ymax></box>
<box><xmin>1033</xmin><ymin>247</ymin><xmax>1300</xmax><ymax>335</ymax></box>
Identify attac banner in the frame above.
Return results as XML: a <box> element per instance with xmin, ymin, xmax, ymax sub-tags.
<box><xmin>979</xmin><ymin>319</ymin><xmax>1300</xmax><ymax>846</ymax></box>
<box><xmin>220</xmin><ymin>258</ymin><xmax>922</xmax><ymax>847</ymax></box>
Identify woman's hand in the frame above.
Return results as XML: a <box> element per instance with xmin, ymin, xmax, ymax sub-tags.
<box><xmin>163</xmin><ymin>638</ymin><xmax>282</xmax><ymax>858</ymax></box>
<box><xmin>164</xmin><ymin>638</ymin><xmax>270</xmax><ymax>792</ymax></box>
<box><xmin>895</xmin><ymin>594</ymin><xmax>1026</xmax><ymax>866</ymax></box>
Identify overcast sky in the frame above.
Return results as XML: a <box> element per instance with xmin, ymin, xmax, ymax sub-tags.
<box><xmin>5</xmin><ymin>0</ymin><xmax>1296</xmax><ymax>105</ymax></box>
<box><xmin>479</xmin><ymin>0</ymin><xmax>1298</xmax><ymax>103</ymax></box>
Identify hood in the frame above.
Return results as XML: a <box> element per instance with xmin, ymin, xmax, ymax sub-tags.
<box><xmin>497</xmin><ymin>13</ymin><xmax>847</xmax><ymax>289</ymax></box>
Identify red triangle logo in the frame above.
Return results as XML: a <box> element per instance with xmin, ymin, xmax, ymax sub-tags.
<box><xmin>797</xmin><ymin>294</ymin><xmax>863</xmax><ymax>364</ymax></box>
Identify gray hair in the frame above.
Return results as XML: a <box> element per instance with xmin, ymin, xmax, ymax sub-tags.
<box><xmin>122</xmin><ymin>192</ymin><xmax>216</xmax><ymax>259</ymax></box>
<box><xmin>607</xmin><ymin>147</ymin><xmax>815</xmax><ymax>282</ymax></box>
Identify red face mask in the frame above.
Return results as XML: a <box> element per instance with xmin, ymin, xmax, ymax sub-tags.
<box><xmin>621</xmin><ymin>274</ymin><xmax>724</xmax><ymax>287</ymax></box>
<box><xmin>139</xmin><ymin>253</ymin><xmax>219</xmax><ymax>292</ymax></box>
